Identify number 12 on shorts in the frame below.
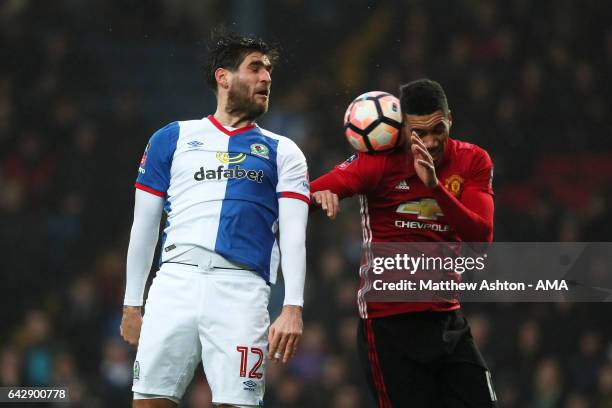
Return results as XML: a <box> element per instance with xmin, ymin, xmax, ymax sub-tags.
<box><xmin>236</xmin><ymin>346</ymin><xmax>264</xmax><ymax>379</ymax></box>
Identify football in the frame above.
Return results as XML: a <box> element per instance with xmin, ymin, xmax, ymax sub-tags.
<box><xmin>343</xmin><ymin>91</ymin><xmax>403</xmax><ymax>152</ymax></box>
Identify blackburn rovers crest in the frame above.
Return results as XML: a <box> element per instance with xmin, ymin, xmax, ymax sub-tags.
<box><xmin>250</xmin><ymin>143</ymin><xmax>270</xmax><ymax>159</ymax></box>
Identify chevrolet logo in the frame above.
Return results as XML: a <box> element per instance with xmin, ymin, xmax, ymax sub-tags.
<box><xmin>396</xmin><ymin>199</ymin><xmax>443</xmax><ymax>220</ymax></box>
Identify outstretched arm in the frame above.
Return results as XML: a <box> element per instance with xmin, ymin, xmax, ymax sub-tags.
<box><xmin>310</xmin><ymin>168</ymin><xmax>358</xmax><ymax>200</ymax></box>
<box><xmin>310</xmin><ymin>152</ymin><xmax>384</xmax><ymax>219</ymax></box>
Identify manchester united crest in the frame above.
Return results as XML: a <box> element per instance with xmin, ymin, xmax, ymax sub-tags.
<box><xmin>444</xmin><ymin>174</ymin><xmax>464</xmax><ymax>196</ymax></box>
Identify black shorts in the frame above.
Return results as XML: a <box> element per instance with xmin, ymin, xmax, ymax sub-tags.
<box><xmin>357</xmin><ymin>310</ymin><xmax>498</xmax><ymax>408</ymax></box>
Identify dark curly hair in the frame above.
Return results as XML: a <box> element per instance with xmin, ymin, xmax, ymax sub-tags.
<box><xmin>399</xmin><ymin>78</ymin><xmax>449</xmax><ymax>116</ymax></box>
<box><xmin>204</xmin><ymin>27</ymin><xmax>279</xmax><ymax>93</ymax></box>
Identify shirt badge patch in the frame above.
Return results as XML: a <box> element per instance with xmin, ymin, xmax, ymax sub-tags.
<box><xmin>338</xmin><ymin>153</ymin><xmax>357</xmax><ymax>169</ymax></box>
<box><xmin>250</xmin><ymin>143</ymin><xmax>270</xmax><ymax>159</ymax></box>
<box><xmin>138</xmin><ymin>143</ymin><xmax>150</xmax><ymax>174</ymax></box>
<box><xmin>444</xmin><ymin>174</ymin><xmax>464</xmax><ymax>197</ymax></box>
<box><xmin>133</xmin><ymin>361</ymin><xmax>140</xmax><ymax>380</ymax></box>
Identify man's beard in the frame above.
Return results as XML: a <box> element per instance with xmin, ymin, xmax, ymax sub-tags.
<box><xmin>226</xmin><ymin>80</ymin><xmax>267</xmax><ymax>121</ymax></box>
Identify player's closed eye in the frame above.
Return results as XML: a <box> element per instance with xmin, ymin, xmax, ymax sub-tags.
<box><xmin>413</xmin><ymin>129</ymin><xmax>427</xmax><ymax>138</ymax></box>
<box><xmin>432</xmin><ymin>123</ymin><xmax>446</xmax><ymax>135</ymax></box>
<box><xmin>414</xmin><ymin>124</ymin><xmax>445</xmax><ymax>138</ymax></box>
<box><xmin>248</xmin><ymin>62</ymin><xmax>272</xmax><ymax>73</ymax></box>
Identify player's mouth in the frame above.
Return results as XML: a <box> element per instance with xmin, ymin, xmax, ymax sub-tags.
<box><xmin>429</xmin><ymin>149</ymin><xmax>443</xmax><ymax>161</ymax></box>
<box><xmin>254</xmin><ymin>88</ymin><xmax>270</xmax><ymax>100</ymax></box>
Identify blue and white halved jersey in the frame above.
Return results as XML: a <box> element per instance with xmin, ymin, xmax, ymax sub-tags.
<box><xmin>135</xmin><ymin>115</ymin><xmax>310</xmax><ymax>284</ymax></box>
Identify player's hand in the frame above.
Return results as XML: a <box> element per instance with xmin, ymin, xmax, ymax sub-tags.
<box><xmin>312</xmin><ymin>190</ymin><xmax>340</xmax><ymax>219</ymax></box>
<box><xmin>268</xmin><ymin>305</ymin><xmax>303</xmax><ymax>364</ymax></box>
<box><xmin>120</xmin><ymin>305</ymin><xmax>143</xmax><ymax>346</ymax></box>
<box><xmin>411</xmin><ymin>132</ymin><xmax>438</xmax><ymax>189</ymax></box>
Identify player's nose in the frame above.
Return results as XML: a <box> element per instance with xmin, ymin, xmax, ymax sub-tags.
<box><xmin>422</xmin><ymin>135</ymin><xmax>438</xmax><ymax>149</ymax></box>
<box><xmin>260</xmin><ymin>69</ymin><xmax>271</xmax><ymax>84</ymax></box>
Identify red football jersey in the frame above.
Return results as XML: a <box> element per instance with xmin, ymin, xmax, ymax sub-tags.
<box><xmin>311</xmin><ymin>137</ymin><xmax>494</xmax><ymax>318</ymax></box>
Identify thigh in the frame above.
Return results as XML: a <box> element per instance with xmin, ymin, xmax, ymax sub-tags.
<box><xmin>133</xmin><ymin>392</ymin><xmax>179</xmax><ymax>406</ymax></box>
<box><xmin>199</xmin><ymin>270</ymin><xmax>270</xmax><ymax>407</ymax></box>
<box><xmin>358</xmin><ymin>318</ymin><xmax>437</xmax><ymax>407</ymax></box>
<box><xmin>133</xmin><ymin>267</ymin><xmax>202</xmax><ymax>400</ymax></box>
<box><xmin>437</xmin><ymin>360</ymin><xmax>497</xmax><ymax>408</ymax></box>
<box><xmin>357</xmin><ymin>319</ymin><xmax>383</xmax><ymax>406</ymax></box>
<box><xmin>437</xmin><ymin>314</ymin><xmax>497</xmax><ymax>408</ymax></box>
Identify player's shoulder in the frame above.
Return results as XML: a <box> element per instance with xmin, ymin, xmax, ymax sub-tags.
<box><xmin>151</xmin><ymin>121</ymin><xmax>180</xmax><ymax>136</ymax></box>
<box><xmin>177</xmin><ymin>118</ymin><xmax>207</xmax><ymax>128</ymax></box>
<box><xmin>147</xmin><ymin>121</ymin><xmax>181</xmax><ymax>147</ymax></box>
<box><xmin>360</xmin><ymin>147</ymin><xmax>404</xmax><ymax>170</ymax></box>
<box><xmin>336</xmin><ymin>150</ymin><xmax>388</xmax><ymax>171</ymax></box>
<box><xmin>450</xmin><ymin>138</ymin><xmax>492</xmax><ymax>165</ymax></box>
<box><xmin>360</xmin><ymin>149</ymin><xmax>395</xmax><ymax>162</ymax></box>
<box><xmin>177</xmin><ymin>118</ymin><xmax>215</xmax><ymax>135</ymax></box>
<box><xmin>258</xmin><ymin>127</ymin><xmax>305</xmax><ymax>157</ymax></box>
<box><xmin>258</xmin><ymin>127</ymin><xmax>292</xmax><ymax>145</ymax></box>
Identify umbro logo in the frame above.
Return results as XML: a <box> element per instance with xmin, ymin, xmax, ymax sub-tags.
<box><xmin>395</xmin><ymin>180</ymin><xmax>410</xmax><ymax>190</ymax></box>
<box><xmin>187</xmin><ymin>140</ymin><xmax>204</xmax><ymax>148</ymax></box>
<box><xmin>243</xmin><ymin>380</ymin><xmax>257</xmax><ymax>391</ymax></box>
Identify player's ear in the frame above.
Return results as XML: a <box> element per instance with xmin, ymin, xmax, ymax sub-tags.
<box><xmin>447</xmin><ymin>110</ymin><xmax>453</xmax><ymax>129</ymax></box>
<box><xmin>215</xmin><ymin>68</ymin><xmax>230</xmax><ymax>90</ymax></box>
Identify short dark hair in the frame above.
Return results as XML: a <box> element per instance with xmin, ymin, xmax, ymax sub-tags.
<box><xmin>204</xmin><ymin>28</ymin><xmax>279</xmax><ymax>92</ymax></box>
<box><xmin>399</xmin><ymin>78</ymin><xmax>449</xmax><ymax>116</ymax></box>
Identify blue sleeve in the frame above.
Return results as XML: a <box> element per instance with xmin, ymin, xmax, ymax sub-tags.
<box><xmin>135</xmin><ymin>122</ymin><xmax>179</xmax><ymax>196</ymax></box>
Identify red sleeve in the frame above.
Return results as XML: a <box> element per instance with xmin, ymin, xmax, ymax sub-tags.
<box><xmin>464</xmin><ymin>148</ymin><xmax>494</xmax><ymax>195</ymax></box>
<box><xmin>310</xmin><ymin>152</ymin><xmax>385</xmax><ymax>199</ymax></box>
<box><xmin>430</xmin><ymin>149</ymin><xmax>494</xmax><ymax>242</ymax></box>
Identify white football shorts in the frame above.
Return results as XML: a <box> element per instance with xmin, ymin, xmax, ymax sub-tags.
<box><xmin>132</xmin><ymin>262</ymin><xmax>270</xmax><ymax>406</ymax></box>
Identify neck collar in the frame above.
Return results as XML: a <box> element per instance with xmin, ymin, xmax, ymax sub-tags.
<box><xmin>207</xmin><ymin>115</ymin><xmax>257</xmax><ymax>136</ymax></box>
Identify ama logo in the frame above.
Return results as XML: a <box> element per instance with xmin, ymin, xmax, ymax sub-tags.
<box><xmin>138</xmin><ymin>143</ymin><xmax>150</xmax><ymax>174</ymax></box>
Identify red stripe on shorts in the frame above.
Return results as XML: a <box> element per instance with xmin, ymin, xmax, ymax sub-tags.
<box><xmin>365</xmin><ymin>319</ymin><xmax>392</xmax><ymax>408</ymax></box>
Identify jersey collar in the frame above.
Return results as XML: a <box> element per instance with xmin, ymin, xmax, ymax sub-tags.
<box><xmin>207</xmin><ymin>115</ymin><xmax>257</xmax><ymax>136</ymax></box>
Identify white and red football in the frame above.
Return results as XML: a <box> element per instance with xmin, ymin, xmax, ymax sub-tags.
<box><xmin>343</xmin><ymin>91</ymin><xmax>403</xmax><ymax>152</ymax></box>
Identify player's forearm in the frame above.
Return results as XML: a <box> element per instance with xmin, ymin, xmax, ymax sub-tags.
<box><xmin>430</xmin><ymin>182</ymin><xmax>494</xmax><ymax>242</ymax></box>
<box><xmin>124</xmin><ymin>230</ymin><xmax>159</xmax><ymax>306</ymax></box>
<box><xmin>278</xmin><ymin>197</ymin><xmax>308</xmax><ymax>306</ymax></box>
<box><xmin>124</xmin><ymin>190</ymin><xmax>164</xmax><ymax>306</ymax></box>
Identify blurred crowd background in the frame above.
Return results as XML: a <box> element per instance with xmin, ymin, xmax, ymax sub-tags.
<box><xmin>1</xmin><ymin>0</ymin><xmax>611</xmax><ymax>407</ymax></box>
